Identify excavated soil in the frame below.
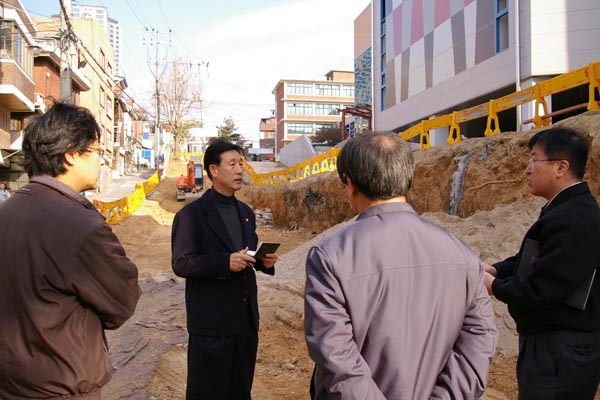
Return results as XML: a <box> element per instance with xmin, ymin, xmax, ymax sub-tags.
<box><xmin>103</xmin><ymin>111</ymin><xmax>600</xmax><ymax>399</ymax></box>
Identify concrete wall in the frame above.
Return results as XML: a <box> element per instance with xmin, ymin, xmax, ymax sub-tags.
<box><xmin>521</xmin><ymin>0</ymin><xmax>600</xmax><ymax>77</ymax></box>
<box><xmin>279</xmin><ymin>134</ymin><xmax>316</xmax><ymax>167</ymax></box>
<box><xmin>354</xmin><ymin>4</ymin><xmax>372</xmax><ymax>107</ymax></box>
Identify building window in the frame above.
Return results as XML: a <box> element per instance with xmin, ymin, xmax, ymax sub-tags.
<box><xmin>315</xmin><ymin>104</ymin><xmax>341</xmax><ymax>116</ymax></box>
<box><xmin>106</xmin><ymin>97</ymin><xmax>113</xmax><ymax>118</ymax></box>
<box><xmin>0</xmin><ymin>21</ymin><xmax>24</xmax><ymax>65</ymax></box>
<box><xmin>496</xmin><ymin>0</ymin><xmax>509</xmax><ymax>53</ymax></box>
<box><xmin>287</xmin><ymin>123</ymin><xmax>313</xmax><ymax>135</ymax></box>
<box><xmin>9</xmin><ymin>117</ymin><xmax>23</xmax><ymax>131</ymax></box>
<box><xmin>288</xmin><ymin>83</ymin><xmax>312</xmax><ymax>95</ymax></box>
<box><xmin>99</xmin><ymin>88</ymin><xmax>105</xmax><ymax>109</ymax></box>
<box><xmin>342</xmin><ymin>85</ymin><xmax>355</xmax><ymax>97</ymax></box>
<box><xmin>287</xmin><ymin>102</ymin><xmax>313</xmax><ymax>115</ymax></box>
<box><xmin>315</xmin><ymin>84</ymin><xmax>340</xmax><ymax>97</ymax></box>
<box><xmin>99</xmin><ymin>50</ymin><xmax>105</xmax><ymax>69</ymax></box>
<box><xmin>315</xmin><ymin>123</ymin><xmax>334</xmax><ymax>132</ymax></box>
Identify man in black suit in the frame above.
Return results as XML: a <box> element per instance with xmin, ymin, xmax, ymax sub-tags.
<box><xmin>484</xmin><ymin>127</ymin><xmax>600</xmax><ymax>399</ymax></box>
<box><xmin>172</xmin><ymin>140</ymin><xmax>277</xmax><ymax>400</ymax></box>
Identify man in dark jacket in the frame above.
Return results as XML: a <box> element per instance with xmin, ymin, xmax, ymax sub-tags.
<box><xmin>0</xmin><ymin>102</ymin><xmax>141</xmax><ymax>399</ymax></box>
<box><xmin>484</xmin><ymin>126</ymin><xmax>600</xmax><ymax>399</ymax></box>
<box><xmin>171</xmin><ymin>140</ymin><xmax>277</xmax><ymax>400</ymax></box>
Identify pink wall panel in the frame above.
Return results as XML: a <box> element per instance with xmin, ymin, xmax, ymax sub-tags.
<box><xmin>393</xmin><ymin>6</ymin><xmax>403</xmax><ymax>56</ymax></box>
<box><xmin>435</xmin><ymin>0</ymin><xmax>451</xmax><ymax>28</ymax></box>
<box><xmin>411</xmin><ymin>0</ymin><xmax>424</xmax><ymax>44</ymax></box>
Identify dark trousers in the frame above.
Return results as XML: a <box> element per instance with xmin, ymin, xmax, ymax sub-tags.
<box><xmin>517</xmin><ymin>330</ymin><xmax>600</xmax><ymax>400</ymax></box>
<box><xmin>186</xmin><ymin>308</ymin><xmax>258</xmax><ymax>400</ymax></box>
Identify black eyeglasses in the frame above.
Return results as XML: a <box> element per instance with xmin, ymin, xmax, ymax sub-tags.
<box><xmin>527</xmin><ymin>158</ymin><xmax>561</xmax><ymax>167</ymax></box>
<box><xmin>87</xmin><ymin>147</ymin><xmax>104</xmax><ymax>157</ymax></box>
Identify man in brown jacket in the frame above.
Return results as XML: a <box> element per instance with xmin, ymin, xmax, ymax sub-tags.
<box><xmin>0</xmin><ymin>102</ymin><xmax>141</xmax><ymax>399</ymax></box>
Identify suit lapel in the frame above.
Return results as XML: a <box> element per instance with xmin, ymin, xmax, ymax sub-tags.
<box><xmin>237</xmin><ymin>203</ymin><xmax>254</xmax><ymax>248</ymax></box>
<box><xmin>202</xmin><ymin>190</ymin><xmax>237</xmax><ymax>252</ymax></box>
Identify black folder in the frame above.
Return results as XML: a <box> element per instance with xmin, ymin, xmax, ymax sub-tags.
<box><xmin>517</xmin><ymin>238</ymin><xmax>596</xmax><ymax>310</ymax></box>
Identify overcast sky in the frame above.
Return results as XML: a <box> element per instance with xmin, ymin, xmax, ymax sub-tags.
<box><xmin>20</xmin><ymin>0</ymin><xmax>370</xmax><ymax>142</ymax></box>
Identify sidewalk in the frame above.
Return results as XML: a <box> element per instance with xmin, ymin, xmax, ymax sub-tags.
<box><xmin>86</xmin><ymin>169</ymin><xmax>157</xmax><ymax>202</ymax></box>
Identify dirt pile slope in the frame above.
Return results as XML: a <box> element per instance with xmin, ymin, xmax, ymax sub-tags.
<box><xmin>243</xmin><ymin>110</ymin><xmax>600</xmax><ymax>231</ymax></box>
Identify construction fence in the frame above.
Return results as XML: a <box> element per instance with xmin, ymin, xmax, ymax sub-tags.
<box><xmin>93</xmin><ymin>171</ymin><xmax>160</xmax><ymax>224</ymax></box>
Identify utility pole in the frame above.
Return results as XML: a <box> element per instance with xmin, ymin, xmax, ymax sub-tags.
<box><xmin>59</xmin><ymin>0</ymin><xmax>72</xmax><ymax>102</ymax></box>
<box><xmin>145</xmin><ymin>28</ymin><xmax>163</xmax><ymax>173</ymax></box>
<box><xmin>154</xmin><ymin>30</ymin><xmax>161</xmax><ymax>173</ymax></box>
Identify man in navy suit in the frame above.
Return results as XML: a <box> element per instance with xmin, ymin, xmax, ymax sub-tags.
<box><xmin>172</xmin><ymin>140</ymin><xmax>277</xmax><ymax>400</ymax></box>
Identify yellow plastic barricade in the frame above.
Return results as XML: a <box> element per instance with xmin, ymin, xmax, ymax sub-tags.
<box><xmin>93</xmin><ymin>171</ymin><xmax>160</xmax><ymax>225</ymax></box>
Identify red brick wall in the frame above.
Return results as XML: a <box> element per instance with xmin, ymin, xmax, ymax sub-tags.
<box><xmin>0</xmin><ymin>61</ymin><xmax>34</xmax><ymax>106</ymax></box>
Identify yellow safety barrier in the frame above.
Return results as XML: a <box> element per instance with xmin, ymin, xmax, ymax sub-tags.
<box><xmin>93</xmin><ymin>171</ymin><xmax>160</xmax><ymax>224</ymax></box>
<box><xmin>398</xmin><ymin>60</ymin><xmax>600</xmax><ymax>149</ymax></box>
<box><xmin>177</xmin><ymin>152</ymin><xmax>204</xmax><ymax>160</ymax></box>
<box><xmin>243</xmin><ymin>148</ymin><xmax>340</xmax><ymax>186</ymax></box>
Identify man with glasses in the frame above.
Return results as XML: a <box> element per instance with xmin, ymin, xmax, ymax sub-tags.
<box><xmin>484</xmin><ymin>126</ymin><xmax>600</xmax><ymax>399</ymax></box>
<box><xmin>0</xmin><ymin>101</ymin><xmax>141</xmax><ymax>399</ymax></box>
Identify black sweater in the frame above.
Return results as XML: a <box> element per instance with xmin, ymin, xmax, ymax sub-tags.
<box><xmin>493</xmin><ymin>182</ymin><xmax>600</xmax><ymax>334</ymax></box>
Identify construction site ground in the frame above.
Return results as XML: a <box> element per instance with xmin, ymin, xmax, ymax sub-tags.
<box><xmin>103</xmin><ymin>111</ymin><xmax>600</xmax><ymax>399</ymax></box>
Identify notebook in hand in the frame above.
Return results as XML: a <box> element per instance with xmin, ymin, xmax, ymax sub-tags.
<box><xmin>516</xmin><ymin>238</ymin><xmax>596</xmax><ymax>310</ymax></box>
<box><xmin>247</xmin><ymin>242</ymin><xmax>280</xmax><ymax>260</ymax></box>
<box><xmin>516</xmin><ymin>239</ymin><xmax>539</xmax><ymax>276</ymax></box>
<box><xmin>564</xmin><ymin>269</ymin><xmax>596</xmax><ymax>311</ymax></box>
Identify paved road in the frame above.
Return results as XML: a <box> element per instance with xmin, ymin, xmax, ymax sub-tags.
<box><xmin>247</xmin><ymin>161</ymin><xmax>284</xmax><ymax>173</ymax></box>
<box><xmin>86</xmin><ymin>170</ymin><xmax>156</xmax><ymax>202</ymax></box>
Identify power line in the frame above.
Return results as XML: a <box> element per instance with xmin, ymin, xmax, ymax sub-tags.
<box><xmin>156</xmin><ymin>0</ymin><xmax>170</xmax><ymax>30</ymax></box>
<box><xmin>133</xmin><ymin>0</ymin><xmax>152</xmax><ymax>27</ymax></box>
<box><xmin>124</xmin><ymin>0</ymin><xmax>148</xmax><ymax>29</ymax></box>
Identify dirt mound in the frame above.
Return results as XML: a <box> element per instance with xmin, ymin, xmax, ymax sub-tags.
<box><xmin>243</xmin><ymin>111</ymin><xmax>600</xmax><ymax>232</ymax></box>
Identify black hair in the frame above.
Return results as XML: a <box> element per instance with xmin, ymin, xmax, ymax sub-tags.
<box><xmin>337</xmin><ymin>131</ymin><xmax>414</xmax><ymax>199</ymax></box>
<box><xmin>203</xmin><ymin>139</ymin><xmax>243</xmax><ymax>180</ymax></box>
<box><xmin>22</xmin><ymin>101</ymin><xmax>101</xmax><ymax>178</ymax></box>
<box><xmin>528</xmin><ymin>126</ymin><xmax>588</xmax><ymax>180</ymax></box>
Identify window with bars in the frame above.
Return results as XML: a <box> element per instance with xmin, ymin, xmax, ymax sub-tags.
<box><xmin>316</xmin><ymin>123</ymin><xmax>335</xmax><ymax>132</ymax></box>
<box><xmin>315</xmin><ymin>84</ymin><xmax>340</xmax><ymax>96</ymax></box>
<box><xmin>342</xmin><ymin>85</ymin><xmax>355</xmax><ymax>97</ymax></box>
<box><xmin>287</xmin><ymin>102</ymin><xmax>313</xmax><ymax>115</ymax></box>
<box><xmin>288</xmin><ymin>83</ymin><xmax>313</xmax><ymax>95</ymax></box>
<box><xmin>0</xmin><ymin>21</ymin><xmax>25</xmax><ymax>68</ymax></box>
<box><xmin>287</xmin><ymin>123</ymin><xmax>314</xmax><ymax>135</ymax></box>
<box><xmin>315</xmin><ymin>104</ymin><xmax>341</xmax><ymax>116</ymax></box>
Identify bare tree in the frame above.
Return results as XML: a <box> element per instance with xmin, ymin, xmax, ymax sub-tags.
<box><xmin>158</xmin><ymin>59</ymin><xmax>205</xmax><ymax>152</ymax></box>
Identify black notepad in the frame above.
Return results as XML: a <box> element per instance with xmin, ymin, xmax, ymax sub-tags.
<box><xmin>247</xmin><ymin>242</ymin><xmax>280</xmax><ymax>260</ymax></box>
<box><xmin>517</xmin><ymin>239</ymin><xmax>596</xmax><ymax>310</ymax></box>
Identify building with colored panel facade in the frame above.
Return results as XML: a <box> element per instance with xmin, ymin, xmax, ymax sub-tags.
<box><xmin>272</xmin><ymin>70</ymin><xmax>355</xmax><ymax>153</ymax></box>
<box><xmin>373</xmin><ymin>0</ymin><xmax>600</xmax><ymax>143</ymax></box>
